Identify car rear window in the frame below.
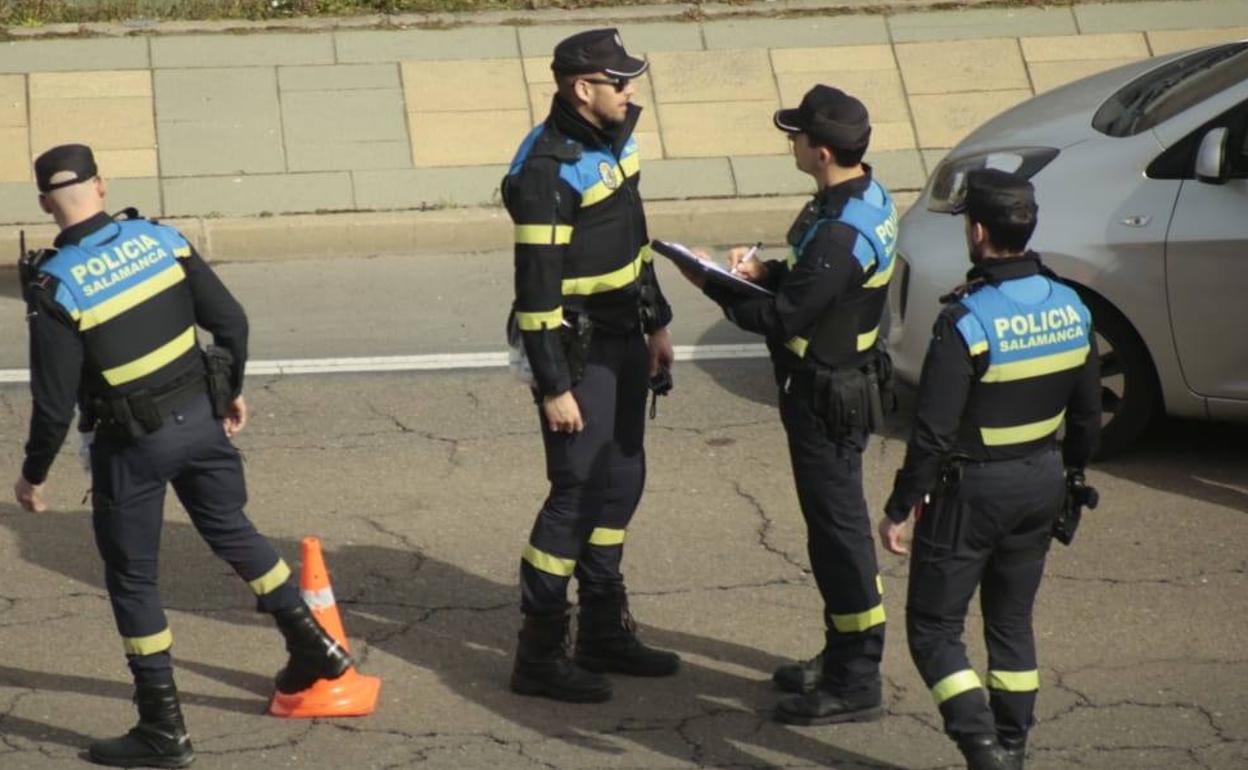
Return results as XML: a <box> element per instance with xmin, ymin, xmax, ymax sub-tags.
<box><xmin>1093</xmin><ymin>42</ymin><xmax>1248</xmax><ymax>137</ymax></box>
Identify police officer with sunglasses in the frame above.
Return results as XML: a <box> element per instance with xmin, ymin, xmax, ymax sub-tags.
<box><xmin>501</xmin><ymin>29</ymin><xmax>679</xmax><ymax>704</ymax></box>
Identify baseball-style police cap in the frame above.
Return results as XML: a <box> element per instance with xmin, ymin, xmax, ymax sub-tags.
<box><xmin>551</xmin><ymin>28</ymin><xmax>648</xmax><ymax>78</ymax></box>
<box><xmin>951</xmin><ymin>168</ymin><xmax>1038</xmax><ymax>223</ymax></box>
<box><xmin>774</xmin><ymin>85</ymin><xmax>871</xmax><ymax>150</ymax></box>
<box><xmin>34</xmin><ymin>143</ymin><xmax>98</xmax><ymax>194</ymax></box>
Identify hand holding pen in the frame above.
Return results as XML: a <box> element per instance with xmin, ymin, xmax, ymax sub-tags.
<box><xmin>729</xmin><ymin>241</ymin><xmax>768</xmax><ymax>283</ymax></box>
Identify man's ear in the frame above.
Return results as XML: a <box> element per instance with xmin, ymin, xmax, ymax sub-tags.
<box><xmin>95</xmin><ymin>176</ymin><xmax>107</xmax><ymax>200</ymax></box>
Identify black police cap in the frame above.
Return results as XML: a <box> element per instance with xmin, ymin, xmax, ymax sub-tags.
<box><xmin>34</xmin><ymin>143</ymin><xmax>98</xmax><ymax>194</ymax></box>
<box><xmin>774</xmin><ymin>85</ymin><xmax>871</xmax><ymax>150</ymax></box>
<box><xmin>952</xmin><ymin>168</ymin><xmax>1038</xmax><ymax>224</ymax></box>
<box><xmin>551</xmin><ymin>28</ymin><xmax>648</xmax><ymax>78</ymax></box>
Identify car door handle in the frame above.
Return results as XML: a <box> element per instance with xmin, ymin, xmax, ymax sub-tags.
<box><xmin>1120</xmin><ymin>215</ymin><xmax>1152</xmax><ymax>227</ymax></box>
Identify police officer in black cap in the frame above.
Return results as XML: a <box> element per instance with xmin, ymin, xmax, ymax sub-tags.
<box><xmin>13</xmin><ymin>144</ymin><xmax>355</xmax><ymax>768</ymax></box>
<box><xmin>878</xmin><ymin>169</ymin><xmax>1101</xmax><ymax>770</ymax></box>
<box><xmin>501</xmin><ymin>29</ymin><xmax>679</xmax><ymax>704</ymax></box>
<box><xmin>679</xmin><ymin>85</ymin><xmax>899</xmax><ymax>725</ymax></box>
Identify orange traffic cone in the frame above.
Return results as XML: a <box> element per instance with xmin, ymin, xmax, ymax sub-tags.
<box><xmin>269</xmin><ymin>537</ymin><xmax>381</xmax><ymax>718</ymax></box>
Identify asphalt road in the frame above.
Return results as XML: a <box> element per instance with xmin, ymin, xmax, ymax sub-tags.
<box><xmin>0</xmin><ymin>253</ymin><xmax>1245</xmax><ymax>769</ymax></box>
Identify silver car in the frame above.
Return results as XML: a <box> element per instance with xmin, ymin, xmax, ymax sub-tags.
<box><xmin>889</xmin><ymin>41</ymin><xmax>1248</xmax><ymax>455</ymax></box>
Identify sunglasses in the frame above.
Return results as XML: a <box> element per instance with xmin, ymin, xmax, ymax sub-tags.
<box><xmin>581</xmin><ymin>76</ymin><xmax>632</xmax><ymax>93</ymax></box>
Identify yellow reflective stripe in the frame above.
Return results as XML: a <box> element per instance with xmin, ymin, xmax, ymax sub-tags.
<box><xmin>173</xmin><ymin>246</ymin><xmax>191</xmax><ymax>258</ymax></box>
<box><xmin>248</xmin><ymin>559</ymin><xmax>291</xmax><ymax>596</ymax></box>
<box><xmin>857</xmin><ymin>326</ymin><xmax>879</xmax><ymax>352</ymax></box>
<box><xmin>786</xmin><ymin>248</ymin><xmax>797</xmax><ymax>269</ymax></box>
<box><xmin>982</xmin><ymin>345</ymin><xmax>1090</xmax><ymax>383</ymax></box>
<box><xmin>516</xmin><ymin>307</ymin><xmax>563</xmax><ymax>331</ymax></box>
<box><xmin>620</xmin><ymin>152</ymin><xmax>640</xmax><ymax>179</ymax></box>
<box><xmin>588</xmin><ymin>527</ymin><xmax>626</xmax><ymax>546</ymax></box>
<box><xmin>562</xmin><ymin>251</ymin><xmax>645</xmax><ymax>296</ymax></box>
<box><xmin>101</xmin><ymin>325</ymin><xmax>196</xmax><ymax>386</ymax></box>
<box><xmin>876</xmin><ymin>574</ymin><xmax>884</xmax><ymax>596</ymax></box>
<box><xmin>830</xmin><ymin>603</ymin><xmax>886</xmax><ymax>633</ymax></box>
<box><xmin>980</xmin><ymin>409</ymin><xmax>1066</xmax><ymax>446</ymax></box>
<box><xmin>932</xmin><ymin>669</ymin><xmax>983</xmax><ymax>705</ymax></box>
<box><xmin>988</xmin><ymin>669</ymin><xmax>1040</xmax><ymax>692</ymax></box>
<box><xmin>78</xmin><ymin>263</ymin><xmax>185</xmax><ymax>331</ymax></box>
<box><xmin>862</xmin><ymin>256</ymin><xmax>895</xmax><ymax>289</ymax></box>
<box><xmin>123</xmin><ymin>628</ymin><xmax>173</xmax><ymax>656</ymax></box>
<box><xmin>785</xmin><ymin>336</ymin><xmax>809</xmax><ymax>357</ymax></box>
<box><xmin>523</xmin><ymin>544</ymin><xmax>576</xmax><ymax>577</ymax></box>
<box><xmin>515</xmin><ymin>224</ymin><xmax>573</xmax><ymax>245</ymax></box>
<box><xmin>968</xmin><ymin>340</ymin><xmax>989</xmax><ymax>356</ymax></box>
<box><xmin>639</xmin><ymin>243</ymin><xmax>654</xmax><ymax>263</ymax></box>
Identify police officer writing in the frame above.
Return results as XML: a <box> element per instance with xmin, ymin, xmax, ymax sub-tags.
<box><xmin>501</xmin><ymin>29</ymin><xmax>679</xmax><ymax>704</ymax></box>
<box><xmin>679</xmin><ymin>86</ymin><xmax>898</xmax><ymax>725</ymax></box>
<box><xmin>879</xmin><ymin>169</ymin><xmax>1101</xmax><ymax>770</ymax></box>
<box><xmin>13</xmin><ymin>144</ymin><xmax>355</xmax><ymax>768</ymax></box>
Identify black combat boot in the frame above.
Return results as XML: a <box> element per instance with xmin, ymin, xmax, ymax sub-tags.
<box><xmin>772</xmin><ymin>650</ymin><xmax>824</xmax><ymax>694</ymax></box>
<box><xmin>511</xmin><ymin>610</ymin><xmax>613</xmax><ymax>702</ymax></box>
<box><xmin>88</xmin><ymin>682</ymin><xmax>194</xmax><ymax>768</ymax></box>
<box><xmin>773</xmin><ymin>676</ymin><xmax>882</xmax><ymax>725</ymax></box>
<box><xmin>999</xmin><ymin>735</ymin><xmax>1026</xmax><ymax>770</ymax></box>
<box><xmin>574</xmin><ymin>593</ymin><xmax>680</xmax><ymax>677</ymax></box>
<box><xmin>959</xmin><ymin>734</ymin><xmax>1013</xmax><ymax>770</ymax></box>
<box><xmin>271</xmin><ymin>602</ymin><xmax>353</xmax><ymax>694</ymax></box>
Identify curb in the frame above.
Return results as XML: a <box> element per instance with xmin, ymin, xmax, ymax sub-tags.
<box><xmin>1</xmin><ymin>0</ymin><xmax>1115</xmax><ymax>40</ymax></box>
<box><xmin>2</xmin><ymin>194</ymin><xmax>843</xmax><ymax>264</ymax></box>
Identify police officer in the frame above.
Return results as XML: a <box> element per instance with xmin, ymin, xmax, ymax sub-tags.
<box><xmin>502</xmin><ymin>29</ymin><xmax>679</xmax><ymax>703</ymax></box>
<box><xmin>680</xmin><ymin>85</ymin><xmax>897</xmax><ymax>725</ymax></box>
<box><xmin>13</xmin><ymin>145</ymin><xmax>353</xmax><ymax>768</ymax></box>
<box><xmin>878</xmin><ymin>169</ymin><xmax>1101</xmax><ymax>770</ymax></box>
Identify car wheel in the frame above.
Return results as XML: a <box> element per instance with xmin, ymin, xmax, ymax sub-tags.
<box><xmin>1080</xmin><ymin>292</ymin><xmax>1161</xmax><ymax>458</ymax></box>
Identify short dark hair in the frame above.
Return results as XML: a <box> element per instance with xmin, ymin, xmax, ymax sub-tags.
<box><xmin>804</xmin><ymin>134</ymin><xmax>866</xmax><ymax>168</ymax></box>
<box><xmin>973</xmin><ymin>211</ymin><xmax>1037</xmax><ymax>253</ymax></box>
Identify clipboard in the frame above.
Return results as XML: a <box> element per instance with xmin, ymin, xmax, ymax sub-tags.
<box><xmin>651</xmin><ymin>239</ymin><xmax>774</xmax><ymax>299</ymax></box>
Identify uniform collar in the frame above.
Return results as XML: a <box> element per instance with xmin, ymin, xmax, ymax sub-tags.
<box><xmin>549</xmin><ymin>95</ymin><xmax>641</xmax><ymax>157</ymax></box>
<box><xmin>967</xmin><ymin>251</ymin><xmax>1044</xmax><ymax>284</ymax></box>
<box><xmin>54</xmin><ymin>211</ymin><xmax>114</xmax><ymax>248</ymax></box>
<box><xmin>814</xmin><ymin>165</ymin><xmax>874</xmax><ymax>216</ymax></box>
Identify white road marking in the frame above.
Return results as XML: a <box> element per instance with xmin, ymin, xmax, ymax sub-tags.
<box><xmin>0</xmin><ymin>344</ymin><xmax>769</xmax><ymax>383</ymax></box>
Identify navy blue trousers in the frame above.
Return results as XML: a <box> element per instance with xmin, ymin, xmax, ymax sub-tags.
<box><xmin>90</xmin><ymin>392</ymin><xmax>299</xmax><ymax>684</ymax></box>
<box><xmin>520</xmin><ymin>332</ymin><xmax>649</xmax><ymax>615</ymax></box>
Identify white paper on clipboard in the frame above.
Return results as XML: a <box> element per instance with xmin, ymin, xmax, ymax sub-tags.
<box><xmin>650</xmin><ymin>239</ymin><xmax>774</xmax><ymax>298</ymax></box>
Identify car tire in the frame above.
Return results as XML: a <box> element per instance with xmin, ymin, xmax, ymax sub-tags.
<box><xmin>1080</xmin><ymin>292</ymin><xmax>1161</xmax><ymax>458</ymax></box>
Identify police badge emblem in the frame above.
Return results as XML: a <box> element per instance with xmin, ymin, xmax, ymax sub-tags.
<box><xmin>598</xmin><ymin>161</ymin><xmax>619</xmax><ymax>190</ymax></box>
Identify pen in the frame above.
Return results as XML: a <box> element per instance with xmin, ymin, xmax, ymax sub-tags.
<box><xmin>733</xmin><ymin>241</ymin><xmax>763</xmax><ymax>276</ymax></box>
<box><xmin>742</xmin><ymin>241</ymin><xmax>763</xmax><ymax>264</ymax></box>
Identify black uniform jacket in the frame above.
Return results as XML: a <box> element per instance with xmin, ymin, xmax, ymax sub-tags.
<box><xmin>884</xmin><ymin>256</ymin><xmax>1101</xmax><ymax>522</ymax></box>
<box><xmin>703</xmin><ymin>172</ymin><xmax>876</xmax><ymax>385</ymax></box>
<box><xmin>23</xmin><ymin>211</ymin><xmax>248</xmax><ymax>485</ymax></box>
<box><xmin>503</xmin><ymin>96</ymin><xmax>672</xmax><ymax>397</ymax></box>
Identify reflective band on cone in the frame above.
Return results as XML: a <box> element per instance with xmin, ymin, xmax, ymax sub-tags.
<box><xmin>269</xmin><ymin>536</ymin><xmax>381</xmax><ymax>718</ymax></box>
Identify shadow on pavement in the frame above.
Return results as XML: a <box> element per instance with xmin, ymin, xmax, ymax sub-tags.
<box><xmin>0</xmin><ymin>506</ymin><xmax>904</xmax><ymax>770</ymax></box>
<box><xmin>1094</xmin><ymin>417</ymin><xmax>1248</xmax><ymax>515</ymax></box>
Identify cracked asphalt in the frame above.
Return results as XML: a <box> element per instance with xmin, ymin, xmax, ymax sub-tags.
<box><xmin>0</xmin><ymin>252</ymin><xmax>1245</xmax><ymax>768</ymax></box>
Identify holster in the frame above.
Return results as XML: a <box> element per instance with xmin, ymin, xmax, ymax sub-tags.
<box><xmin>203</xmin><ymin>345</ymin><xmax>235</xmax><ymax>419</ymax></box>
<box><xmin>561</xmin><ymin>312</ymin><xmax>594</xmax><ymax>386</ymax></box>
<box><xmin>806</xmin><ymin>364</ymin><xmax>879</xmax><ymax>439</ymax></box>
<box><xmin>915</xmin><ymin>462</ymin><xmax>965</xmax><ymax>564</ymax></box>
